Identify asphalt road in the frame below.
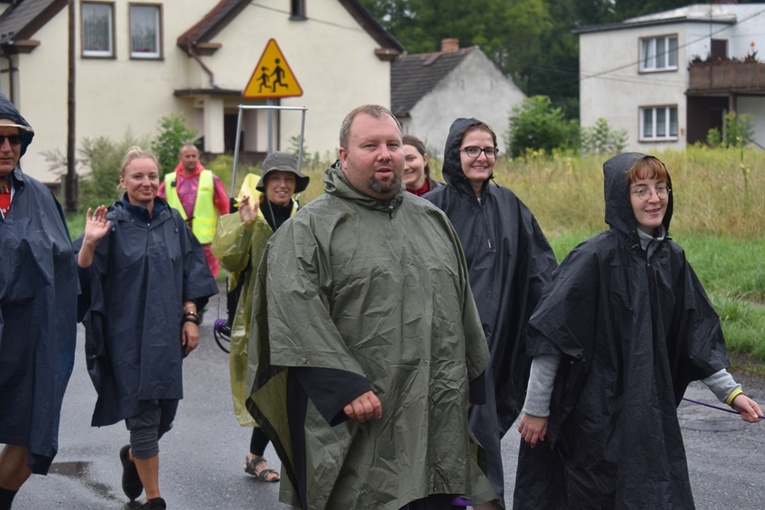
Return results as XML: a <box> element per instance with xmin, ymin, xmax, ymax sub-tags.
<box><xmin>12</xmin><ymin>288</ymin><xmax>765</xmax><ymax>509</ymax></box>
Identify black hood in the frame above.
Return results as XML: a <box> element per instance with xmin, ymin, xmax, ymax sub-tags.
<box><xmin>442</xmin><ymin>118</ymin><xmax>492</xmax><ymax>192</ymax></box>
<box><xmin>603</xmin><ymin>152</ymin><xmax>673</xmax><ymax>238</ymax></box>
<box><xmin>0</xmin><ymin>92</ymin><xmax>34</xmax><ymax>157</ymax></box>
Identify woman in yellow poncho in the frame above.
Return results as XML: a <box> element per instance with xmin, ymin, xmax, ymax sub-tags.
<box><xmin>211</xmin><ymin>152</ymin><xmax>309</xmax><ymax>482</ymax></box>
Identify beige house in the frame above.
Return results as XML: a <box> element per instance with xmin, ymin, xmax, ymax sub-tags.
<box><xmin>577</xmin><ymin>3</ymin><xmax>765</xmax><ymax>152</ymax></box>
<box><xmin>0</xmin><ymin>0</ymin><xmax>403</xmax><ymax>182</ymax></box>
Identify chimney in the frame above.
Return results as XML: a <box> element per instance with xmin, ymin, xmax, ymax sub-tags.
<box><xmin>441</xmin><ymin>38</ymin><xmax>459</xmax><ymax>53</ymax></box>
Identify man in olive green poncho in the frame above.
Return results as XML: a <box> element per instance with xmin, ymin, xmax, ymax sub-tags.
<box><xmin>246</xmin><ymin>104</ymin><xmax>494</xmax><ymax>510</ymax></box>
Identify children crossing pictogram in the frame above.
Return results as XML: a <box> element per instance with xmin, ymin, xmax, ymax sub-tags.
<box><xmin>243</xmin><ymin>39</ymin><xmax>303</xmax><ymax>98</ymax></box>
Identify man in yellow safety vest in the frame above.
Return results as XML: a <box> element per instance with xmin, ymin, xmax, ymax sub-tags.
<box><xmin>158</xmin><ymin>144</ymin><xmax>229</xmax><ymax>278</ymax></box>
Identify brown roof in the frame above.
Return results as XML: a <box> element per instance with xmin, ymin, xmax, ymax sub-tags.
<box><xmin>391</xmin><ymin>46</ymin><xmax>478</xmax><ymax>117</ymax></box>
<box><xmin>0</xmin><ymin>0</ymin><xmax>66</xmax><ymax>46</ymax></box>
<box><xmin>177</xmin><ymin>0</ymin><xmax>403</xmax><ymax>56</ymax></box>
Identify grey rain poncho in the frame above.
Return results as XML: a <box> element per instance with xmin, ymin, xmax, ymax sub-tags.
<box><xmin>513</xmin><ymin>153</ymin><xmax>731</xmax><ymax>509</ymax></box>
<box><xmin>247</xmin><ymin>162</ymin><xmax>492</xmax><ymax>510</ymax></box>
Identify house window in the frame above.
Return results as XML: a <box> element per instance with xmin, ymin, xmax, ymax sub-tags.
<box><xmin>130</xmin><ymin>4</ymin><xmax>161</xmax><ymax>59</ymax></box>
<box><xmin>640</xmin><ymin>35</ymin><xmax>678</xmax><ymax>71</ymax></box>
<box><xmin>291</xmin><ymin>0</ymin><xmax>306</xmax><ymax>19</ymax></box>
<box><xmin>641</xmin><ymin>106</ymin><xmax>678</xmax><ymax>141</ymax></box>
<box><xmin>82</xmin><ymin>2</ymin><xmax>114</xmax><ymax>57</ymax></box>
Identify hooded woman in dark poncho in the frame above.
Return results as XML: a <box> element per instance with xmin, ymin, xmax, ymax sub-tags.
<box><xmin>424</xmin><ymin>118</ymin><xmax>557</xmax><ymax>508</ymax></box>
<box><xmin>514</xmin><ymin>153</ymin><xmax>762</xmax><ymax>509</ymax></box>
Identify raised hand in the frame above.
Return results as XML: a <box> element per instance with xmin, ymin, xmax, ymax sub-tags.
<box><xmin>78</xmin><ymin>206</ymin><xmax>111</xmax><ymax>268</ymax></box>
<box><xmin>238</xmin><ymin>195</ymin><xmax>259</xmax><ymax>223</ymax></box>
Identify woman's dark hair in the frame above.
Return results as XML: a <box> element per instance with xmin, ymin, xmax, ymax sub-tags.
<box><xmin>402</xmin><ymin>134</ymin><xmax>431</xmax><ymax>178</ymax></box>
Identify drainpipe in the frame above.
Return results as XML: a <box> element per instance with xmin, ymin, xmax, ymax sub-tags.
<box><xmin>186</xmin><ymin>43</ymin><xmax>217</xmax><ymax>89</ymax></box>
<box><xmin>0</xmin><ymin>46</ymin><xmax>16</xmax><ymax>102</ymax></box>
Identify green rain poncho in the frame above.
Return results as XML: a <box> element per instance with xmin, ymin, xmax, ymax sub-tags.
<box><xmin>212</xmin><ymin>213</ymin><xmax>274</xmax><ymax>426</ymax></box>
<box><xmin>247</xmin><ymin>162</ymin><xmax>492</xmax><ymax>510</ymax></box>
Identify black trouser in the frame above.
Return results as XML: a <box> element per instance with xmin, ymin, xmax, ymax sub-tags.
<box><xmin>249</xmin><ymin>427</ymin><xmax>270</xmax><ymax>456</ymax></box>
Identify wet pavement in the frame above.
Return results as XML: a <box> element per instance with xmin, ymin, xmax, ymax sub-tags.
<box><xmin>12</xmin><ymin>288</ymin><xmax>765</xmax><ymax>509</ymax></box>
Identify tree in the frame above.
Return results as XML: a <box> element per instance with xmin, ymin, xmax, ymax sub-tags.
<box><xmin>150</xmin><ymin>114</ymin><xmax>198</xmax><ymax>179</ymax></box>
<box><xmin>506</xmin><ymin>95</ymin><xmax>578</xmax><ymax>158</ymax></box>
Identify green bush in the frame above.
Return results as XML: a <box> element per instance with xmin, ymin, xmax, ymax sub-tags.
<box><xmin>505</xmin><ymin>95</ymin><xmax>578</xmax><ymax>158</ymax></box>
<box><xmin>43</xmin><ymin>130</ymin><xmax>151</xmax><ymax>211</ymax></box>
<box><xmin>151</xmin><ymin>113</ymin><xmax>198</xmax><ymax>179</ymax></box>
<box><xmin>580</xmin><ymin>118</ymin><xmax>628</xmax><ymax>156</ymax></box>
<box><xmin>706</xmin><ymin>112</ymin><xmax>754</xmax><ymax>148</ymax></box>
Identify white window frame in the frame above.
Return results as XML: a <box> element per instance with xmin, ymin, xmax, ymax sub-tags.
<box><xmin>129</xmin><ymin>3</ymin><xmax>162</xmax><ymax>59</ymax></box>
<box><xmin>640</xmin><ymin>106</ymin><xmax>678</xmax><ymax>141</ymax></box>
<box><xmin>82</xmin><ymin>2</ymin><xmax>114</xmax><ymax>58</ymax></box>
<box><xmin>640</xmin><ymin>35</ymin><xmax>678</xmax><ymax>72</ymax></box>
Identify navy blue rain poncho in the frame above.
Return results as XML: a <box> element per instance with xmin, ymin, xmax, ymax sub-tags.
<box><xmin>0</xmin><ymin>93</ymin><xmax>78</xmax><ymax>474</ymax></box>
<box><xmin>513</xmin><ymin>153</ymin><xmax>731</xmax><ymax>509</ymax></box>
<box><xmin>77</xmin><ymin>198</ymin><xmax>218</xmax><ymax>426</ymax></box>
<box><xmin>424</xmin><ymin>118</ymin><xmax>557</xmax><ymax>507</ymax></box>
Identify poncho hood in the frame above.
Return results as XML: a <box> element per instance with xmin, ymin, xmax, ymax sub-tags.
<box><xmin>324</xmin><ymin>159</ymin><xmax>404</xmax><ymax>212</ymax></box>
<box><xmin>603</xmin><ymin>152</ymin><xmax>674</xmax><ymax>240</ymax></box>
<box><xmin>0</xmin><ymin>93</ymin><xmax>34</xmax><ymax>158</ymax></box>
<box><xmin>442</xmin><ymin>118</ymin><xmax>493</xmax><ymax>195</ymax></box>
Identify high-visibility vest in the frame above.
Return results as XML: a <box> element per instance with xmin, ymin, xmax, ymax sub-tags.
<box><xmin>164</xmin><ymin>170</ymin><xmax>217</xmax><ymax>243</ymax></box>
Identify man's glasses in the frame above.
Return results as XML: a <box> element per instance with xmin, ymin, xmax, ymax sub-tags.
<box><xmin>632</xmin><ymin>184</ymin><xmax>671</xmax><ymax>201</ymax></box>
<box><xmin>0</xmin><ymin>135</ymin><xmax>22</xmax><ymax>146</ymax></box>
<box><xmin>461</xmin><ymin>146</ymin><xmax>498</xmax><ymax>159</ymax></box>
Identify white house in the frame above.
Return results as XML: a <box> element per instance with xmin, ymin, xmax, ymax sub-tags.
<box><xmin>391</xmin><ymin>38</ymin><xmax>526</xmax><ymax>157</ymax></box>
<box><xmin>0</xmin><ymin>0</ymin><xmax>403</xmax><ymax>183</ymax></box>
<box><xmin>576</xmin><ymin>2</ymin><xmax>765</xmax><ymax>151</ymax></box>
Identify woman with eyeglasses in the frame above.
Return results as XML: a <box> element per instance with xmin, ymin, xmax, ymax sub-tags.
<box><xmin>514</xmin><ymin>153</ymin><xmax>762</xmax><ymax>509</ymax></box>
<box><xmin>424</xmin><ymin>118</ymin><xmax>557</xmax><ymax>509</ymax></box>
<box><xmin>0</xmin><ymin>94</ymin><xmax>78</xmax><ymax>510</ymax></box>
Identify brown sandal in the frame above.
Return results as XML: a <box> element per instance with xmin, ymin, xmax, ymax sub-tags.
<box><xmin>244</xmin><ymin>455</ymin><xmax>280</xmax><ymax>482</ymax></box>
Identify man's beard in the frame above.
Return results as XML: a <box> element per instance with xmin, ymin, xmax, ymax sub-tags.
<box><xmin>369</xmin><ymin>174</ymin><xmax>402</xmax><ymax>197</ymax></box>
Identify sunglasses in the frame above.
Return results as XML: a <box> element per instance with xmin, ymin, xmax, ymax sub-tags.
<box><xmin>0</xmin><ymin>134</ymin><xmax>22</xmax><ymax>146</ymax></box>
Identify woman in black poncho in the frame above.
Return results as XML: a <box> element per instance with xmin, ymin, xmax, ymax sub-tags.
<box><xmin>515</xmin><ymin>153</ymin><xmax>762</xmax><ymax>509</ymax></box>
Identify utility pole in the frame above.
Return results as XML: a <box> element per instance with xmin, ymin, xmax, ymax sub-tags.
<box><xmin>65</xmin><ymin>0</ymin><xmax>77</xmax><ymax>214</ymax></box>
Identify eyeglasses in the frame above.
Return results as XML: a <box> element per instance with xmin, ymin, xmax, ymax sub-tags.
<box><xmin>461</xmin><ymin>146</ymin><xmax>498</xmax><ymax>159</ymax></box>
<box><xmin>0</xmin><ymin>135</ymin><xmax>22</xmax><ymax>146</ymax></box>
<box><xmin>631</xmin><ymin>184</ymin><xmax>671</xmax><ymax>201</ymax></box>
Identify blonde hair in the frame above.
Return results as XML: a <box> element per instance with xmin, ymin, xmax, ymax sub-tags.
<box><xmin>120</xmin><ymin>146</ymin><xmax>160</xmax><ymax>177</ymax></box>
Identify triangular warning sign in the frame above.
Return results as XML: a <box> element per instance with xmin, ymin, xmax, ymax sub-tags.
<box><xmin>243</xmin><ymin>39</ymin><xmax>303</xmax><ymax>99</ymax></box>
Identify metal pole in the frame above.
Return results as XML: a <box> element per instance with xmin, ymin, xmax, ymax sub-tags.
<box><xmin>267</xmin><ymin>98</ymin><xmax>273</xmax><ymax>155</ymax></box>
<box><xmin>230</xmin><ymin>106</ymin><xmax>244</xmax><ymax>197</ymax></box>
<box><xmin>65</xmin><ymin>0</ymin><xmax>77</xmax><ymax>213</ymax></box>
